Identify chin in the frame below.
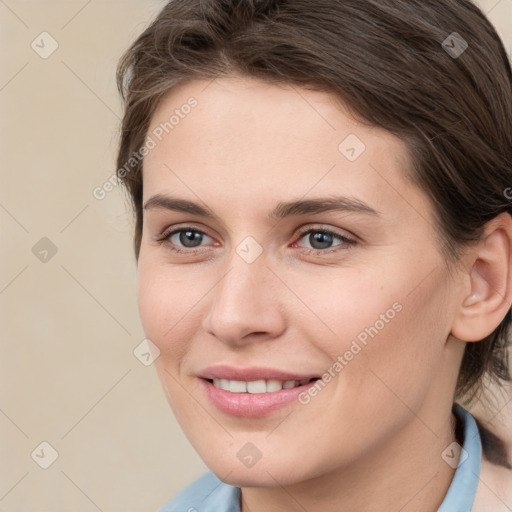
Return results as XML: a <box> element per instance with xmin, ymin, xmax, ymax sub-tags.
<box><xmin>215</xmin><ymin>466</ymin><xmax>297</xmax><ymax>488</ymax></box>
<box><xmin>201</xmin><ymin>452</ymin><xmax>314</xmax><ymax>488</ymax></box>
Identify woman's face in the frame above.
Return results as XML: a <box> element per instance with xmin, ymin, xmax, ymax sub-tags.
<box><xmin>137</xmin><ymin>76</ymin><xmax>465</xmax><ymax>486</ymax></box>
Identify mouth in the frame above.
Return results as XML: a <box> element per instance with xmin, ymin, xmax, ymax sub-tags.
<box><xmin>197</xmin><ymin>367</ymin><xmax>322</xmax><ymax>417</ymax></box>
<box><xmin>204</xmin><ymin>377</ymin><xmax>319</xmax><ymax>393</ymax></box>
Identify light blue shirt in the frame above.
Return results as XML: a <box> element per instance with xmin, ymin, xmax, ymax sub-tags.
<box><xmin>157</xmin><ymin>403</ymin><xmax>482</xmax><ymax>512</ymax></box>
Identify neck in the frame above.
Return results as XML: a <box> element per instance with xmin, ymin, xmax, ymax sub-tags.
<box><xmin>240</xmin><ymin>409</ymin><xmax>458</xmax><ymax>512</ymax></box>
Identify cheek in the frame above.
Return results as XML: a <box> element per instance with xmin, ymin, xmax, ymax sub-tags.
<box><xmin>287</xmin><ymin>267</ymin><xmax>403</xmax><ymax>359</ymax></box>
<box><xmin>136</xmin><ymin>262</ymin><xmax>207</xmax><ymax>424</ymax></box>
<box><xmin>136</xmin><ymin>262</ymin><xmax>201</xmax><ymax>362</ymax></box>
<box><xmin>284</xmin><ymin>269</ymin><xmax>453</xmax><ymax>465</ymax></box>
<box><xmin>330</xmin><ymin>268</ymin><xmax>452</xmax><ymax>418</ymax></box>
<box><xmin>303</xmin><ymin>261</ymin><xmax>452</xmax><ymax>402</ymax></box>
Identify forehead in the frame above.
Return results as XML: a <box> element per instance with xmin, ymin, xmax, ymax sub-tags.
<box><xmin>142</xmin><ymin>76</ymin><xmax>430</xmax><ymax>227</ymax></box>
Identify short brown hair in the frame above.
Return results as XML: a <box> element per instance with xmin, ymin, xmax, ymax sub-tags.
<box><xmin>115</xmin><ymin>0</ymin><xmax>512</xmax><ymax>404</ymax></box>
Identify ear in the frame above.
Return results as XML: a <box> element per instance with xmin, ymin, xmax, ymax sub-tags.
<box><xmin>451</xmin><ymin>212</ymin><xmax>512</xmax><ymax>343</ymax></box>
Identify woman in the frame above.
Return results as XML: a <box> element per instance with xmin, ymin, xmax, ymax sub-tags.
<box><xmin>115</xmin><ymin>0</ymin><xmax>512</xmax><ymax>510</ymax></box>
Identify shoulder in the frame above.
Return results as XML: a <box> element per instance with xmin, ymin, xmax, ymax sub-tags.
<box><xmin>473</xmin><ymin>458</ymin><xmax>512</xmax><ymax>511</ymax></box>
<box><xmin>472</xmin><ymin>410</ymin><xmax>512</xmax><ymax>511</ymax></box>
<box><xmin>156</xmin><ymin>471</ymin><xmax>240</xmax><ymax>512</ymax></box>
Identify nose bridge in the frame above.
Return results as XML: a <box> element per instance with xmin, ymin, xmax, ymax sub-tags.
<box><xmin>202</xmin><ymin>245</ymin><xmax>284</xmax><ymax>345</ymax></box>
<box><xmin>214</xmin><ymin>232</ymin><xmax>270</xmax><ymax>306</ymax></box>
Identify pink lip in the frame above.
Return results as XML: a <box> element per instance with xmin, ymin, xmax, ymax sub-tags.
<box><xmin>198</xmin><ymin>365</ymin><xmax>320</xmax><ymax>417</ymax></box>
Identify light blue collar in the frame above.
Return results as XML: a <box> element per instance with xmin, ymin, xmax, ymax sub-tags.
<box><xmin>437</xmin><ymin>403</ymin><xmax>482</xmax><ymax>512</ymax></box>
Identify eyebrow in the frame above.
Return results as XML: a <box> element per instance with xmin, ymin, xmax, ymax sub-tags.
<box><xmin>143</xmin><ymin>194</ymin><xmax>381</xmax><ymax>220</ymax></box>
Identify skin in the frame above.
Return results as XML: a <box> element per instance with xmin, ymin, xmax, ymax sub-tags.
<box><xmin>136</xmin><ymin>75</ymin><xmax>512</xmax><ymax>512</ymax></box>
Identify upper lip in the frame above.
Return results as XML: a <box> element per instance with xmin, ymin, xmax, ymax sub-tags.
<box><xmin>198</xmin><ymin>365</ymin><xmax>320</xmax><ymax>382</ymax></box>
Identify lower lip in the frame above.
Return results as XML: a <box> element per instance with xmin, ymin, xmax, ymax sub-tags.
<box><xmin>199</xmin><ymin>378</ymin><xmax>319</xmax><ymax>417</ymax></box>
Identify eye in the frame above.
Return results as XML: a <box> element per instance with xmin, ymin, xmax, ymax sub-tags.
<box><xmin>156</xmin><ymin>227</ymin><xmax>214</xmax><ymax>253</ymax></box>
<box><xmin>293</xmin><ymin>227</ymin><xmax>356</xmax><ymax>255</ymax></box>
<box><xmin>156</xmin><ymin>225</ymin><xmax>357</xmax><ymax>256</ymax></box>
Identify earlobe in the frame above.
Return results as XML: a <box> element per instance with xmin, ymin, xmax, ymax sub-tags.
<box><xmin>451</xmin><ymin>212</ymin><xmax>512</xmax><ymax>343</ymax></box>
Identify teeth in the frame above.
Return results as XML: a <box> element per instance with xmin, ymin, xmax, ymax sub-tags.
<box><xmin>266</xmin><ymin>379</ymin><xmax>283</xmax><ymax>392</ymax></box>
<box><xmin>211</xmin><ymin>378</ymin><xmax>311</xmax><ymax>393</ymax></box>
<box><xmin>229</xmin><ymin>380</ymin><xmax>247</xmax><ymax>393</ymax></box>
<box><xmin>247</xmin><ymin>380</ymin><xmax>266</xmax><ymax>393</ymax></box>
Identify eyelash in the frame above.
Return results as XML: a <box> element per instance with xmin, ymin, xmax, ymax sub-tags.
<box><xmin>155</xmin><ymin>225</ymin><xmax>357</xmax><ymax>256</ymax></box>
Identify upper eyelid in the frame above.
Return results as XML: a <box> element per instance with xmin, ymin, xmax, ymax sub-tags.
<box><xmin>296</xmin><ymin>225</ymin><xmax>355</xmax><ymax>239</ymax></box>
<box><xmin>160</xmin><ymin>224</ymin><xmax>213</xmax><ymax>240</ymax></box>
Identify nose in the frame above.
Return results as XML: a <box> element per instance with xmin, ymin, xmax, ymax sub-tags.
<box><xmin>201</xmin><ymin>251</ymin><xmax>287</xmax><ymax>347</ymax></box>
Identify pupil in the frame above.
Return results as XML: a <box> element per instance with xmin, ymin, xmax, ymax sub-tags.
<box><xmin>180</xmin><ymin>230</ymin><xmax>202</xmax><ymax>247</ymax></box>
<box><xmin>311</xmin><ymin>232</ymin><xmax>332</xmax><ymax>249</ymax></box>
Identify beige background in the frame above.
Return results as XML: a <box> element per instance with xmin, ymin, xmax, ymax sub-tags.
<box><xmin>0</xmin><ymin>1</ymin><xmax>511</xmax><ymax>511</ymax></box>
